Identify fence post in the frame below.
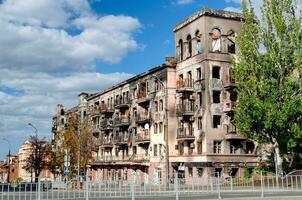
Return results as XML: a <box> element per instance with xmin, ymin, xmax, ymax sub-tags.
<box><xmin>217</xmin><ymin>173</ymin><xmax>222</xmax><ymax>199</ymax></box>
<box><xmin>85</xmin><ymin>175</ymin><xmax>89</xmax><ymax>200</ymax></box>
<box><xmin>37</xmin><ymin>178</ymin><xmax>41</xmax><ymax>200</ymax></box>
<box><xmin>260</xmin><ymin>171</ymin><xmax>264</xmax><ymax>198</ymax></box>
<box><xmin>230</xmin><ymin>176</ymin><xmax>233</xmax><ymax>191</ymax></box>
<box><xmin>131</xmin><ymin>171</ymin><xmax>136</xmax><ymax>200</ymax></box>
<box><xmin>174</xmin><ymin>173</ymin><xmax>179</xmax><ymax>200</ymax></box>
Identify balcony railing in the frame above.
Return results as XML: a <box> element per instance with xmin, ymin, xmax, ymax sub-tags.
<box><xmin>114</xmin><ymin>98</ymin><xmax>131</xmax><ymax>108</ymax></box>
<box><xmin>136</xmin><ymin>111</ymin><xmax>151</xmax><ymax>123</ymax></box>
<box><xmin>115</xmin><ymin>133</ymin><xmax>130</xmax><ymax>145</ymax></box>
<box><xmin>176</xmin><ymin>79</ymin><xmax>194</xmax><ymax>92</ymax></box>
<box><xmin>223</xmin><ymin>101</ymin><xmax>236</xmax><ymax>113</ymax></box>
<box><xmin>100</xmin><ymin>104</ymin><xmax>114</xmax><ymax>113</ymax></box>
<box><xmin>100</xmin><ymin>119</ymin><xmax>113</xmax><ymax>130</ymax></box>
<box><xmin>113</xmin><ymin>116</ymin><xmax>131</xmax><ymax>126</ymax></box>
<box><xmin>224</xmin><ymin>78</ymin><xmax>236</xmax><ymax>90</ymax></box>
<box><xmin>100</xmin><ymin>138</ymin><xmax>114</xmax><ymax>147</ymax></box>
<box><xmin>177</xmin><ymin>103</ymin><xmax>195</xmax><ymax>116</ymax></box>
<box><xmin>132</xmin><ymin>154</ymin><xmax>150</xmax><ymax>162</ymax></box>
<box><xmin>90</xmin><ymin>106</ymin><xmax>101</xmax><ymax>116</ymax></box>
<box><xmin>135</xmin><ymin>130</ymin><xmax>150</xmax><ymax>144</ymax></box>
<box><xmin>177</xmin><ymin>127</ymin><xmax>195</xmax><ymax>140</ymax></box>
<box><xmin>224</xmin><ymin>124</ymin><xmax>246</xmax><ymax>140</ymax></box>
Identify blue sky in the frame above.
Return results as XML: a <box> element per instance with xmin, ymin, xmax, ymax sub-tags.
<box><xmin>0</xmin><ymin>0</ymin><xmax>243</xmax><ymax>159</ymax></box>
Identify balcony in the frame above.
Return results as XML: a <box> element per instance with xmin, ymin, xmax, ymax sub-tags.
<box><xmin>136</xmin><ymin>91</ymin><xmax>152</xmax><ymax>104</ymax></box>
<box><xmin>223</xmin><ymin>101</ymin><xmax>236</xmax><ymax>113</ymax></box>
<box><xmin>177</xmin><ymin>103</ymin><xmax>195</xmax><ymax>116</ymax></box>
<box><xmin>100</xmin><ymin>119</ymin><xmax>113</xmax><ymax>130</ymax></box>
<box><xmin>100</xmin><ymin>138</ymin><xmax>114</xmax><ymax>148</ymax></box>
<box><xmin>135</xmin><ymin>130</ymin><xmax>150</xmax><ymax>145</ymax></box>
<box><xmin>177</xmin><ymin>127</ymin><xmax>195</xmax><ymax>141</ymax></box>
<box><xmin>193</xmin><ymin>78</ymin><xmax>205</xmax><ymax>91</ymax></box>
<box><xmin>100</xmin><ymin>104</ymin><xmax>114</xmax><ymax>114</ymax></box>
<box><xmin>90</xmin><ymin>106</ymin><xmax>101</xmax><ymax>116</ymax></box>
<box><xmin>115</xmin><ymin>133</ymin><xmax>130</xmax><ymax>145</ymax></box>
<box><xmin>113</xmin><ymin>116</ymin><xmax>131</xmax><ymax>127</ymax></box>
<box><xmin>224</xmin><ymin>124</ymin><xmax>246</xmax><ymax>140</ymax></box>
<box><xmin>136</xmin><ymin>111</ymin><xmax>151</xmax><ymax>124</ymax></box>
<box><xmin>131</xmin><ymin>154</ymin><xmax>150</xmax><ymax>163</ymax></box>
<box><xmin>176</xmin><ymin>79</ymin><xmax>194</xmax><ymax>93</ymax></box>
<box><xmin>224</xmin><ymin>78</ymin><xmax>236</xmax><ymax>90</ymax></box>
<box><xmin>114</xmin><ymin>98</ymin><xmax>131</xmax><ymax>109</ymax></box>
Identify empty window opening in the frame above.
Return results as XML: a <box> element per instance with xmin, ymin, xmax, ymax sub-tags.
<box><xmin>211</xmin><ymin>28</ymin><xmax>222</xmax><ymax>52</ymax></box>
<box><xmin>178</xmin><ymin>39</ymin><xmax>183</xmax><ymax>61</ymax></box>
<box><xmin>213</xmin><ymin>91</ymin><xmax>221</xmax><ymax>103</ymax></box>
<box><xmin>187</xmin><ymin>35</ymin><xmax>192</xmax><ymax>58</ymax></box>
<box><xmin>197</xmin><ymin>168</ymin><xmax>203</xmax><ymax>177</ymax></box>
<box><xmin>214</xmin><ymin>168</ymin><xmax>223</xmax><ymax>177</ymax></box>
<box><xmin>198</xmin><ymin>92</ymin><xmax>202</xmax><ymax>107</ymax></box>
<box><xmin>197</xmin><ymin>141</ymin><xmax>202</xmax><ymax>154</ymax></box>
<box><xmin>230</xmin><ymin>168</ymin><xmax>239</xmax><ymax>177</ymax></box>
<box><xmin>212</xmin><ymin>66</ymin><xmax>220</xmax><ymax>79</ymax></box>
<box><xmin>196</xmin><ymin>68</ymin><xmax>201</xmax><ymax>80</ymax></box>
<box><xmin>230</xmin><ymin>91</ymin><xmax>237</xmax><ymax>102</ymax></box>
<box><xmin>227</xmin><ymin>30</ymin><xmax>236</xmax><ymax>54</ymax></box>
<box><xmin>213</xmin><ymin>115</ymin><xmax>221</xmax><ymax>128</ymax></box>
<box><xmin>154</xmin><ymin>144</ymin><xmax>158</xmax><ymax>156</ymax></box>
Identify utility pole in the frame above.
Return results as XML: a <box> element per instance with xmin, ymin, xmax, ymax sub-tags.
<box><xmin>3</xmin><ymin>138</ymin><xmax>11</xmax><ymax>183</ymax></box>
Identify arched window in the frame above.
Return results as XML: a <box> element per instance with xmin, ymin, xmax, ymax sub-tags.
<box><xmin>195</xmin><ymin>30</ymin><xmax>203</xmax><ymax>54</ymax></box>
<box><xmin>211</xmin><ymin>28</ymin><xmax>222</xmax><ymax>52</ymax></box>
<box><xmin>227</xmin><ymin>30</ymin><xmax>236</xmax><ymax>54</ymax></box>
<box><xmin>186</xmin><ymin>34</ymin><xmax>192</xmax><ymax>58</ymax></box>
<box><xmin>178</xmin><ymin>39</ymin><xmax>183</xmax><ymax>61</ymax></box>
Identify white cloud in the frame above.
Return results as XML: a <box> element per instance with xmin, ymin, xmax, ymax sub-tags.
<box><xmin>224</xmin><ymin>7</ymin><xmax>242</xmax><ymax>13</ymax></box>
<box><xmin>0</xmin><ymin>0</ymin><xmax>139</xmax><ymax>158</ymax></box>
<box><xmin>176</xmin><ymin>0</ymin><xmax>194</xmax><ymax>5</ymax></box>
<box><xmin>225</xmin><ymin>0</ymin><xmax>242</xmax><ymax>4</ymax></box>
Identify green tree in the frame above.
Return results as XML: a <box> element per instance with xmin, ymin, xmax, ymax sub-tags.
<box><xmin>233</xmin><ymin>0</ymin><xmax>302</xmax><ymax>174</ymax></box>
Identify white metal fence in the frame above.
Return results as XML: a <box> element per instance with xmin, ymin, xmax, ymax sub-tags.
<box><xmin>1</xmin><ymin>173</ymin><xmax>302</xmax><ymax>200</ymax></box>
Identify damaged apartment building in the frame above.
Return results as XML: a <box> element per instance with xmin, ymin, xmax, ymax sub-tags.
<box><xmin>52</xmin><ymin>9</ymin><xmax>259</xmax><ymax>182</ymax></box>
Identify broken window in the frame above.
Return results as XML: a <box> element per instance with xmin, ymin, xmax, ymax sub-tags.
<box><xmin>213</xmin><ymin>91</ymin><xmax>221</xmax><ymax>103</ymax></box>
<box><xmin>154</xmin><ymin>123</ymin><xmax>158</xmax><ymax>134</ymax></box>
<box><xmin>198</xmin><ymin>117</ymin><xmax>202</xmax><ymax>130</ymax></box>
<box><xmin>211</xmin><ymin>28</ymin><xmax>222</xmax><ymax>52</ymax></box>
<box><xmin>186</xmin><ymin>35</ymin><xmax>192</xmax><ymax>58</ymax></box>
<box><xmin>213</xmin><ymin>140</ymin><xmax>222</xmax><ymax>154</ymax></box>
<box><xmin>230</xmin><ymin>168</ymin><xmax>239</xmax><ymax>177</ymax></box>
<box><xmin>227</xmin><ymin>30</ymin><xmax>236</xmax><ymax>54</ymax></box>
<box><xmin>213</xmin><ymin>115</ymin><xmax>221</xmax><ymax>128</ymax></box>
<box><xmin>195</xmin><ymin>30</ymin><xmax>203</xmax><ymax>54</ymax></box>
<box><xmin>212</xmin><ymin>66</ymin><xmax>220</xmax><ymax>79</ymax></box>
<box><xmin>198</xmin><ymin>92</ymin><xmax>202</xmax><ymax>107</ymax></box>
<box><xmin>179</xmin><ymin>142</ymin><xmax>184</xmax><ymax>155</ymax></box>
<box><xmin>215</xmin><ymin>168</ymin><xmax>223</xmax><ymax>177</ymax></box>
<box><xmin>154</xmin><ymin>101</ymin><xmax>158</xmax><ymax>112</ymax></box>
<box><xmin>197</xmin><ymin>168</ymin><xmax>203</xmax><ymax>177</ymax></box>
<box><xmin>178</xmin><ymin>39</ymin><xmax>183</xmax><ymax>61</ymax></box>
<box><xmin>197</xmin><ymin>141</ymin><xmax>202</xmax><ymax>154</ymax></box>
<box><xmin>196</xmin><ymin>68</ymin><xmax>201</xmax><ymax>80</ymax></box>
<box><xmin>154</xmin><ymin>144</ymin><xmax>158</xmax><ymax>156</ymax></box>
<box><xmin>230</xmin><ymin>91</ymin><xmax>237</xmax><ymax>102</ymax></box>
<box><xmin>246</xmin><ymin>141</ymin><xmax>255</xmax><ymax>154</ymax></box>
<box><xmin>159</xmin><ymin>99</ymin><xmax>163</xmax><ymax>111</ymax></box>
<box><xmin>159</xmin><ymin>122</ymin><xmax>163</xmax><ymax>133</ymax></box>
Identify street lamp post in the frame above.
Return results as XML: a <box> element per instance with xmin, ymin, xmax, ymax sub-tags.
<box><xmin>152</xmin><ymin>75</ymin><xmax>170</xmax><ymax>182</ymax></box>
<box><xmin>3</xmin><ymin>138</ymin><xmax>11</xmax><ymax>183</ymax></box>
<box><xmin>28</xmin><ymin>123</ymin><xmax>38</xmax><ymax>137</ymax></box>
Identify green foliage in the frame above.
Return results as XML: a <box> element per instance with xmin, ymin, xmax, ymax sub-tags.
<box><xmin>233</xmin><ymin>0</ymin><xmax>302</xmax><ymax>171</ymax></box>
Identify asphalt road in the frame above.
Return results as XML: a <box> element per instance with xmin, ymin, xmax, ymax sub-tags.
<box><xmin>1</xmin><ymin>190</ymin><xmax>302</xmax><ymax>200</ymax></box>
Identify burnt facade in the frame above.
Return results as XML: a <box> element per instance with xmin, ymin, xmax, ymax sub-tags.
<box><xmin>52</xmin><ymin>9</ymin><xmax>259</xmax><ymax>182</ymax></box>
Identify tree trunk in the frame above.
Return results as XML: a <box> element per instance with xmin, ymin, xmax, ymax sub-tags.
<box><xmin>273</xmin><ymin>138</ymin><xmax>283</xmax><ymax>176</ymax></box>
